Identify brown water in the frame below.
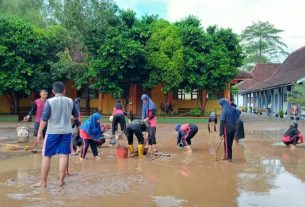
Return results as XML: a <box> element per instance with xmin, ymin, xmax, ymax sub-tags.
<box><xmin>1</xmin><ymin>122</ymin><xmax>305</xmax><ymax>207</ymax></box>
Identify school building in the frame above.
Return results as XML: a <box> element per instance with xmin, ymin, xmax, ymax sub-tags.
<box><xmin>235</xmin><ymin>46</ymin><xmax>305</xmax><ymax>117</ymax></box>
<box><xmin>0</xmin><ymin>72</ymin><xmax>252</xmax><ymax>117</ymax></box>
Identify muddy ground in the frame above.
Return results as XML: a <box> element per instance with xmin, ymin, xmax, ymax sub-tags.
<box><xmin>0</xmin><ymin>114</ymin><xmax>305</xmax><ymax>207</ymax></box>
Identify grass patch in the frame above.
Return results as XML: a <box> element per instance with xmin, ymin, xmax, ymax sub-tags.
<box><xmin>0</xmin><ymin>115</ymin><xmax>19</xmax><ymax>122</ymax></box>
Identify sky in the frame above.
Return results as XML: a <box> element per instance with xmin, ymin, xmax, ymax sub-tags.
<box><xmin>115</xmin><ymin>0</ymin><xmax>305</xmax><ymax>53</ymax></box>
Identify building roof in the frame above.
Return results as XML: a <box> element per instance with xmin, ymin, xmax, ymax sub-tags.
<box><xmin>234</xmin><ymin>70</ymin><xmax>253</xmax><ymax>80</ymax></box>
<box><xmin>237</xmin><ymin>46</ymin><xmax>305</xmax><ymax>93</ymax></box>
<box><xmin>237</xmin><ymin>64</ymin><xmax>281</xmax><ymax>92</ymax></box>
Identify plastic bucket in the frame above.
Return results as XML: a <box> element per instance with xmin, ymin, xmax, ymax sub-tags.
<box><xmin>16</xmin><ymin>126</ymin><xmax>29</xmax><ymax>143</ymax></box>
<box><xmin>116</xmin><ymin>147</ymin><xmax>128</xmax><ymax>159</ymax></box>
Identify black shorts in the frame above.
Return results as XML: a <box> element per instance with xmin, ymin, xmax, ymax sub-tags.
<box><xmin>208</xmin><ymin>117</ymin><xmax>217</xmax><ymax>123</ymax></box>
<box><xmin>33</xmin><ymin>122</ymin><xmax>47</xmax><ymax>137</ymax></box>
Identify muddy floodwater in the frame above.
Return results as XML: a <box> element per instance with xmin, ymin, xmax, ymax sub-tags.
<box><xmin>1</xmin><ymin>115</ymin><xmax>305</xmax><ymax>207</ymax></box>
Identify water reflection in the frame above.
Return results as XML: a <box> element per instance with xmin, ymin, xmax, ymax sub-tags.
<box><xmin>237</xmin><ymin>158</ymin><xmax>305</xmax><ymax>207</ymax></box>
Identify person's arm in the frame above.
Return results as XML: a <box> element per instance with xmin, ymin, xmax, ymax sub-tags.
<box><xmin>71</xmin><ymin>102</ymin><xmax>79</xmax><ymax>120</ymax></box>
<box><xmin>37</xmin><ymin>101</ymin><xmax>51</xmax><ymax>141</ymax></box>
<box><xmin>24</xmin><ymin>102</ymin><xmax>37</xmax><ymax>121</ymax></box>
<box><xmin>146</xmin><ymin>109</ymin><xmax>156</xmax><ymax>121</ymax></box>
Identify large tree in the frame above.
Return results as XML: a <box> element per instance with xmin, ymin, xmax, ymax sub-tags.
<box><xmin>0</xmin><ymin>17</ymin><xmax>54</xmax><ymax>113</ymax></box>
<box><xmin>89</xmin><ymin>10</ymin><xmax>149</xmax><ymax>108</ymax></box>
<box><xmin>145</xmin><ymin>19</ymin><xmax>183</xmax><ymax>96</ymax></box>
<box><xmin>175</xmin><ymin>16</ymin><xmax>207</xmax><ymax>108</ymax></box>
<box><xmin>0</xmin><ymin>0</ymin><xmax>47</xmax><ymax>27</ymax></box>
<box><xmin>240</xmin><ymin>21</ymin><xmax>289</xmax><ymax>70</ymax></box>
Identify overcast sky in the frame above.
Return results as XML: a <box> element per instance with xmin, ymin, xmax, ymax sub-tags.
<box><xmin>116</xmin><ymin>0</ymin><xmax>305</xmax><ymax>53</ymax></box>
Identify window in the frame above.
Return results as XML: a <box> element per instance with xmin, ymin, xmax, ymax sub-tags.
<box><xmin>206</xmin><ymin>91</ymin><xmax>223</xmax><ymax>100</ymax></box>
<box><xmin>174</xmin><ymin>89</ymin><xmax>198</xmax><ymax>100</ymax></box>
<box><xmin>81</xmin><ymin>88</ymin><xmax>99</xmax><ymax>99</ymax></box>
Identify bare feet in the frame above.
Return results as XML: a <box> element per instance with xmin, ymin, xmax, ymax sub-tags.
<box><xmin>33</xmin><ymin>182</ymin><xmax>47</xmax><ymax>188</ymax></box>
<box><xmin>59</xmin><ymin>180</ymin><xmax>65</xmax><ymax>187</ymax></box>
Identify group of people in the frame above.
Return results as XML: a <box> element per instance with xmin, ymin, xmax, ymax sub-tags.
<box><xmin>24</xmin><ymin>82</ymin><xmax>303</xmax><ymax>188</ymax></box>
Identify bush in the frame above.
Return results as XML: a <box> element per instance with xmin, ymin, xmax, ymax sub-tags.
<box><xmin>279</xmin><ymin>110</ymin><xmax>284</xmax><ymax>118</ymax></box>
<box><xmin>188</xmin><ymin>108</ymin><xmax>202</xmax><ymax>117</ymax></box>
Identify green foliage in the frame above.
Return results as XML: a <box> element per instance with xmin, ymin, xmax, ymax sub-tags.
<box><xmin>0</xmin><ymin>16</ymin><xmax>48</xmax><ymax>95</ymax></box>
<box><xmin>46</xmin><ymin>0</ymin><xmax>119</xmax><ymax>57</ymax></box>
<box><xmin>204</xmin><ymin>26</ymin><xmax>243</xmax><ymax>91</ymax></box>
<box><xmin>175</xmin><ymin>16</ymin><xmax>207</xmax><ymax>91</ymax></box>
<box><xmin>279</xmin><ymin>110</ymin><xmax>284</xmax><ymax>118</ymax></box>
<box><xmin>50</xmin><ymin>49</ymin><xmax>88</xmax><ymax>89</ymax></box>
<box><xmin>0</xmin><ymin>0</ymin><xmax>47</xmax><ymax>27</ymax></box>
<box><xmin>231</xmin><ymin>85</ymin><xmax>240</xmax><ymax>96</ymax></box>
<box><xmin>145</xmin><ymin>19</ymin><xmax>183</xmax><ymax>94</ymax></box>
<box><xmin>187</xmin><ymin>108</ymin><xmax>202</xmax><ymax>117</ymax></box>
<box><xmin>240</xmin><ymin>21</ymin><xmax>289</xmax><ymax>70</ymax></box>
<box><xmin>288</xmin><ymin>83</ymin><xmax>305</xmax><ymax>106</ymax></box>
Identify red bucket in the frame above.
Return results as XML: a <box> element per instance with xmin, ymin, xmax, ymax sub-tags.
<box><xmin>116</xmin><ymin>147</ymin><xmax>128</xmax><ymax>159</ymax></box>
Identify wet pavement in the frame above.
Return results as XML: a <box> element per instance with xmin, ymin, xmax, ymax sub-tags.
<box><xmin>0</xmin><ymin>114</ymin><xmax>305</xmax><ymax>207</ymax></box>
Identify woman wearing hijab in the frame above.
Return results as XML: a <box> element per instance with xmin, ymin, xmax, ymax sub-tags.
<box><xmin>282</xmin><ymin>121</ymin><xmax>304</xmax><ymax>148</ymax></box>
<box><xmin>80</xmin><ymin>113</ymin><xmax>102</xmax><ymax>160</ymax></box>
<box><xmin>141</xmin><ymin>94</ymin><xmax>157</xmax><ymax>154</ymax></box>
<box><xmin>218</xmin><ymin>98</ymin><xmax>240</xmax><ymax>161</ymax></box>
<box><xmin>111</xmin><ymin>99</ymin><xmax>127</xmax><ymax>136</ymax></box>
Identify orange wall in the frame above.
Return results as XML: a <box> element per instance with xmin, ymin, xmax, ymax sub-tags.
<box><xmin>0</xmin><ymin>96</ymin><xmax>11</xmax><ymax>113</ymax></box>
<box><xmin>205</xmin><ymin>100</ymin><xmax>222</xmax><ymax>115</ymax></box>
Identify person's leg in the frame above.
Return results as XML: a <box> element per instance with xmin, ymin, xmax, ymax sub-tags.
<box><xmin>81</xmin><ymin>139</ymin><xmax>90</xmax><ymax>159</ymax></box>
<box><xmin>134</xmin><ymin>129</ymin><xmax>144</xmax><ymax>157</ymax></box>
<box><xmin>39</xmin><ymin>156</ymin><xmax>51</xmax><ymax>187</ymax></box>
<box><xmin>126</xmin><ymin>127</ymin><xmax>134</xmax><ymax>156</ymax></box>
<box><xmin>226</xmin><ymin>123</ymin><xmax>236</xmax><ymax>161</ymax></box>
<box><xmin>59</xmin><ymin>154</ymin><xmax>68</xmax><ymax>186</ymax></box>
<box><xmin>32</xmin><ymin>122</ymin><xmax>39</xmax><ymax>153</ymax></box>
<box><xmin>112</xmin><ymin>115</ymin><xmax>119</xmax><ymax>135</ymax></box>
<box><xmin>119</xmin><ymin>115</ymin><xmax>126</xmax><ymax>131</ymax></box>
<box><xmin>149</xmin><ymin>127</ymin><xmax>157</xmax><ymax>153</ymax></box>
<box><xmin>88</xmin><ymin>139</ymin><xmax>99</xmax><ymax>158</ymax></box>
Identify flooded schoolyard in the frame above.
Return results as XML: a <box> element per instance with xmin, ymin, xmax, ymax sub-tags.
<box><xmin>0</xmin><ymin>114</ymin><xmax>305</xmax><ymax>207</ymax></box>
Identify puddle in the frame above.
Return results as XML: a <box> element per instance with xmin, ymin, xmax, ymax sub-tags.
<box><xmin>153</xmin><ymin>196</ymin><xmax>186</xmax><ymax>207</ymax></box>
<box><xmin>0</xmin><ymin>122</ymin><xmax>305</xmax><ymax>207</ymax></box>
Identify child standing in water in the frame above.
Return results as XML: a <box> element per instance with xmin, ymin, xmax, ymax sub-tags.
<box><xmin>141</xmin><ymin>94</ymin><xmax>157</xmax><ymax>154</ymax></box>
<box><xmin>80</xmin><ymin>113</ymin><xmax>103</xmax><ymax>160</ymax></box>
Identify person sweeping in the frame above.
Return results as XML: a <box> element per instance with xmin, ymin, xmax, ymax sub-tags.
<box><xmin>218</xmin><ymin>98</ymin><xmax>240</xmax><ymax>162</ymax></box>
<box><xmin>141</xmin><ymin>94</ymin><xmax>157</xmax><ymax>154</ymax></box>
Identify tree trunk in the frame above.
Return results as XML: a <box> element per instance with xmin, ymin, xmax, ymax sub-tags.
<box><xmin>4</xmin><ymin>92</ymin><xmax>19</xmax><ymax>114</ymax></box>
<box><xmin>85</xmin><ymin>86</ymin><xmax>90</xmax><ymax>116</ymax></box>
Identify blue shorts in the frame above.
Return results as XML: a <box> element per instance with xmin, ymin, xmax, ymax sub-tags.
<box><xmin>42</xmin><ymin>133</ymin><xmax>72</xmax><ymax>156</ymax></box>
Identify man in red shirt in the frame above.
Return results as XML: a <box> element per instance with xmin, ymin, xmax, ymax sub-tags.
<box><xmin>24</xmin><ymin>89</ymin><xmax>48</xmax><ymax>153</ymax></box>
